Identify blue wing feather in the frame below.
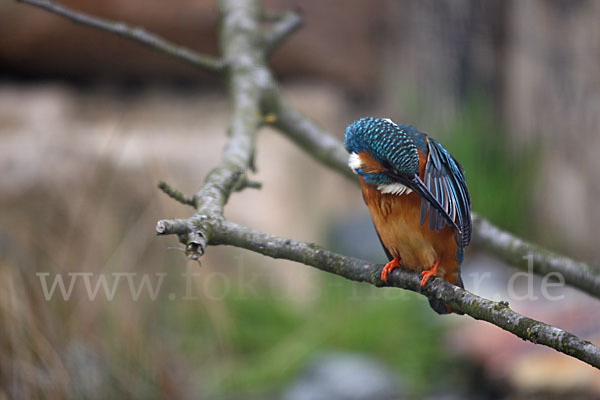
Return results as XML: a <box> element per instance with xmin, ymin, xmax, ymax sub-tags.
<box><xmin>423</xmin><ymin>138</ymin><xmax>472</xmax><ymax>247</ymax></box>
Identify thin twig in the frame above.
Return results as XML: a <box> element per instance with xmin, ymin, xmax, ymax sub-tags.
<box><xmin>260</xmin><ymin>10</ymin><xmax>288</xmax><ymax>22</ymax></box>
<box><xmin>158</xmin><ymin>181</ymin><xmax>195</xmax><ymax>207</ymax></box>
<box><xmin>232</xmin><ymin>175</ymin><xmax>262</xmax><ymax>192</ymax></box>
<box><xmin>16</xmin><ymin>0</ymin><xmax>226</xmax><ymax>73</ymax></box>
<box><xmin>262</xmin><ymin>9</ymin><xmax>303</xmax><ymax>58</ymax></box>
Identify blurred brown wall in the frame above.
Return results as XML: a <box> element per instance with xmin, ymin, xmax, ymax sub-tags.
<box><xmin>0</xmin><ymin>0</ymin><xmax>385</xmax><ymax>92</ymax></box>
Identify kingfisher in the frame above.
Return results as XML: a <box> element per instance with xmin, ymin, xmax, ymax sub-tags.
<box><xmin>345</xmin><ymin>117</ymin><xmax>471</xmax><ymax>314</ymax></box>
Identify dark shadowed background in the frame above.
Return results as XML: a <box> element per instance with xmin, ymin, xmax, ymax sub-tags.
<box><xmin>1</xmin><ymin>0</ymin><xmax>600</xmax><ymax>399</ymax></box>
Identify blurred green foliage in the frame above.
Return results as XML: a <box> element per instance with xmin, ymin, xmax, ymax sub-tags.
<box><xmin>175</xmin><ymin>275</ymin><xmax>449</xmax><ymax>397</ymax></box>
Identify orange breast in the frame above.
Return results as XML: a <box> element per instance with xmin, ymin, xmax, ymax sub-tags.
<box><xmin>360</xmin><ymin>177</ymin><xmax>461</xmax><ymax>285</ymax></box>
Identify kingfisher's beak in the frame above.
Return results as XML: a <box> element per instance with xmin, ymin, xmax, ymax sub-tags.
<box><xmin>393</xmin><ymin>173</ymin><xmax>460</xmax><ymax>231</ymax></box>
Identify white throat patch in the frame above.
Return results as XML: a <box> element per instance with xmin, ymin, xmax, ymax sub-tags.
<box><xmin>348</xmin><ymin>152</ymin><xmax>362</xmax><ymax>174</ymax></box>
<box><xmin>349</xmin><ymin>152</ymin><xmax>412</xmax><ymax>196</ymax></box>
<box><xmin>377</xmin><ymin>183</ymin><xmax>413</xmax><ymax>196</ymax></box>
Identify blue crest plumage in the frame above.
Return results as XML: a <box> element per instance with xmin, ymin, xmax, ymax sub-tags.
<box><xmin>345</xmin><ymin>117</ymin><xmax>419</xmax><ymax>176</ymax></box>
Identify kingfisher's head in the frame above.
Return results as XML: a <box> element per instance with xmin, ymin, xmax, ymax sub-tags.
<box><xmin>344</xmin><ymin>117</ymin><xmax>419</xmax><ymax>189</ymax></box>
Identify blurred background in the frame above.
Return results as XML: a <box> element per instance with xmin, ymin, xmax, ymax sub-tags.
<box><xmin>2</xmin><ymin>0</ymin><xmax>600</xmax><ymax>399</ymax></box>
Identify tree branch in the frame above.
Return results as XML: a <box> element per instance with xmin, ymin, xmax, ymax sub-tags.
<box><xmin>154</xmin><ymin>217</ymin><xmax>600</xmax><ymax>369</ymax></box>
<box><xmin>266</xmin><ymin>95</ymin><xmax>354</xmax><ymax>180</ymax></box>
<box><xmin>16</xmin><ymin>0</ymin><xmax>226</xmax><ymax>73</ymax></box>
<box><xmin>160</xmin><ymin>0</ymin><xmax>276</xmax><ymax>259</ymax></box>
<box><xmin>472</xmin><ymin>215</ymin><xmax>600</xmax><ymax>299</ymax></box>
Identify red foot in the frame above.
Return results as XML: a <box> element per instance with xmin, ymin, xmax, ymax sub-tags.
<box><xmin>420</xmin><ymin>260</ymin><xmax>440</xmax><ymax>286</ymax></box>
<box><xmin>381</xmin><ymin>257</ymin><xmax>402</xmax><ymax>282</ymax></box>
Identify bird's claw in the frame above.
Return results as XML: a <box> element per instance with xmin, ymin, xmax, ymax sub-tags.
<box><xmin>381</xmin><ymin>257</ymin><xmax>402</xmax><ymax>282</ymax></box>
<box><xmin>420</xmin><ymin>260</ymin><xmax>440</xmax><ymax>286</ymax></box>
